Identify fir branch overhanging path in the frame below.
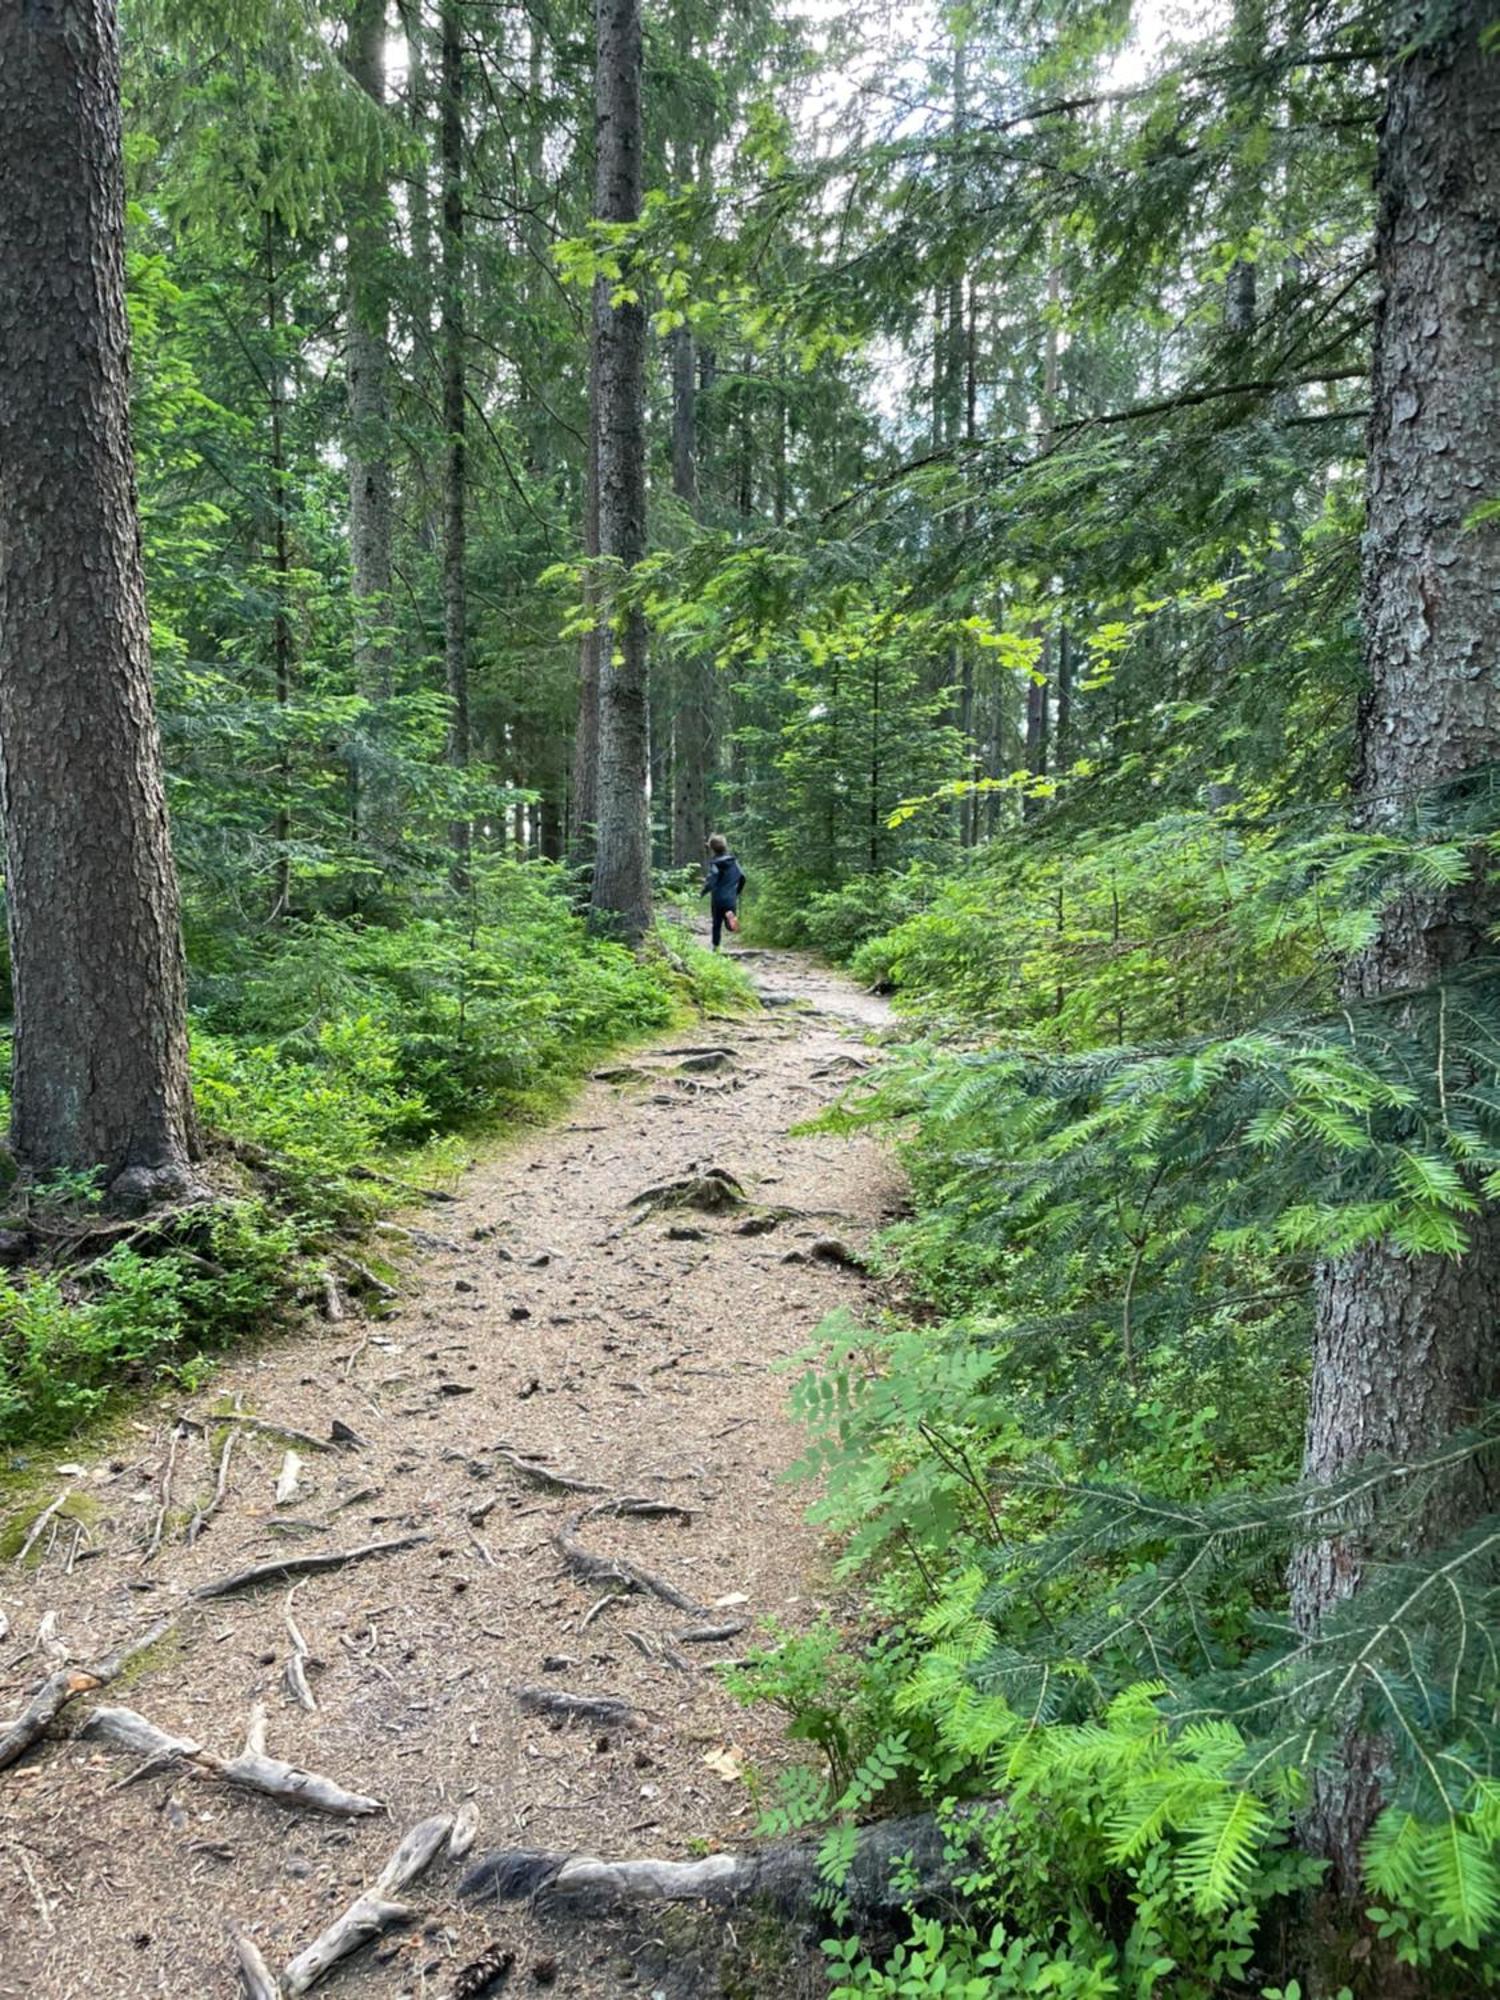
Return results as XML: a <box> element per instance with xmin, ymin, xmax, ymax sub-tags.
<box><xmin>0</xmin><ymin>950</ymin><xmax>899</xmax><ymax>2000</ymax></box>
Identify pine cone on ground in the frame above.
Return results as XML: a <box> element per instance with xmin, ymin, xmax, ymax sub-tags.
<box><xmin>452</xmin><ymin>1943</ymin><xmax>515</xmax><ymax>1998</ymax></box>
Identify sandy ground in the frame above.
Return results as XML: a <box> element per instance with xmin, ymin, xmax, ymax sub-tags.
<box><xmin>0</xmin><ymin>946</ymin><xmax>900</xmax><ymax>2000</ymax></box>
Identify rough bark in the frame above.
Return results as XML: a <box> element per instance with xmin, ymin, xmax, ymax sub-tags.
<box><xmin>440</xmin><ymin>0</ymin><xmax>471</xmax><ymax>882</ymax></box>
<box><xmin>572</xmin><ymin>343</ymin><xmax>602</xmax><ymax>860</ymax></box>
<box><xmin>345</xmin><ymin>0</ymin><xmax>396</xmax><ymax>741</ymax></box>
<box><xmin>265</xmin><ymin>215</ymin><xmax>294</xmax><ymax>920</ymax></box>
<box><xmin>670</xmin><ymin>319</ymin><xmax>711</xmax><ymax>870</ymax></box>
<box><xmin>1288</xmin><ymin>0</ymin><xmax>1500</xmax><ymax>1908</ymax></box>
<box><xmin>0</xmin><ymin>0</ymin><xmax>200</xmax><ymax>1208</ymax></box>
<box><xmin>588</xmin><ymin>0</ymin><xmax>652</xmax><ymax>942</ymax></box>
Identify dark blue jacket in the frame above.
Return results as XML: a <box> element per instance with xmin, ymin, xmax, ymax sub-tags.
<box><xmin>703</xmin><ymin>853</ymin><xmax>746</xmax><ymax>910</ymax></box>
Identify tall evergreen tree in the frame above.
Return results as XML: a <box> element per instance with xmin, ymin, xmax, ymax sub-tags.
<box><xmin>588</xmin><ymin>0</ymin><xmax>652</xmax><ymax>940</ymax></box>
<box><xmin>0</xmin><ymin>0</ymin><xmax>199</xmax><ymax>1209</ymax></box>
<box><xmin>1289</xmin><ymin>0</ymin><xmax>1500</xmax><ymax>1917</ymax></box>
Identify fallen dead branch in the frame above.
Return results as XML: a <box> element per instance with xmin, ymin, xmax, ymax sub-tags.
<box><xmin>83</xmin><ymin>1701</ymin><xmax>380</xmax><ymax>1815</ymax></box>
<box><xmin>515</xmin><ymin>1688</ymin><xmax>640</xmax><ymax>1729</ymax></box>
<box><xmin>280</xmin><ymin>1811</ymin><xmax>453</xmax><ymax>1993</ymax></box>
<box><xmin>218</xmin><ymin>1413</ymin><xmax>333</xmax><ymax>1454</ymax></box>
<box><xmin>336</xmin><ymin>1256</ymin><xmax>399</xmax><ymax>1301</ymax></box>
<box><xmin>14</xmin><ymin>1489</ymin><xmax>70</xmax><ymax>1566</ymax></box>
<box><xmin>460</xmin><ymin>1808</ymin><xmax>978</xmax><ymax>1919</ymax></box>
<box><xmin>448</xmin><ymin>1800</ymin><xmax>481</xmax><ymax>1860</ymax></box>
<box><xmin>233</xmin><ymin>1929</ymin><xmax>282</xmax><ymax>1999</ymax></box>
<box><xmin>187</xmin><ymin>1425</ymin><xmax>238</xmax><ymax>1544</ymax></box>
<box><xmin>554</xmin><ymin>1512</ymin><xmax>709</xmax><ymax>1618</ymax></box>
<box><xmin>143</xmin><ymin>1427</ymin><xmax>187</xmax><ymax>1563</ymax></box>
<box><xmin>193</xmin><ymin>1532</ymin><xmax>429</xmax><ymax>1600</ymax></box>
<box><xmin>283</xmin><ymin>1587</ymin><xmax>317</xmax><ymax>1712</ymax></box>
<box><xmin>348</xmin><ymin>1163</ymin><xmax>457</xmax><ymax>1204</ymax></box>
<box><xmin>0</xmin><ymin>1618</ymin><xmax>171</xmax><ymax>1774</ymax></box>
<box><xmin>674</xmin><ymin>1621</ymin><xmax>747</xmax><ymax>1644</ymax></box>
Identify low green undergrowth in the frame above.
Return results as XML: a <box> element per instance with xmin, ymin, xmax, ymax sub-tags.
<box><xmin>730</xmin><ymin>799</ymin><xmax>1500</xmax><ymax>1996</ymax></box>
<box><xmin>0</xmin><ymin>863</ymin><xmax>753</xmax><ymax>1451</ymax></box>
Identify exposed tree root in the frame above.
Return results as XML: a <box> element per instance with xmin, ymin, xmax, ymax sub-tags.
<box><xmin>0</xmin><ymin>1618</ymin><xmax>172</xmax><ymax>1774</ymax></box>
<box><xmin>515</xmin><ymin>1688</ymin><xmax>640</xmax><ymax>1729</ymax></box>
<box><xmin>553</xmin><ymin>1512</ymin><xmax>708</xmax><ymax>1617</ymax></box>
<box><xmin>628</xmin><ymin>1165</ymin><xmax>746</xmax><ymax>1217</ymax></box>
<box><xmin>233</xmin><ymin>1929</ymin><xmax>282</xmax><ymax>1999</ymax></box>
<box><xmin>494</xmin><ymin>1447</ymin><xmax>603</xmax><ymax>1495</ymax></box>
<box><xmin>193</xmin><ymin>1532</ymin><xmax>429</xmax><ymax>1600</ymax></box>
<box><xmin>459</xmin><ymin>1809</ymin><xmax>970</xmax><ymax>1917</ymax></box>
<box><xmin>348</xmin><ymin>1163</ymin><xmax>456</xmax><ymax>1203</ymax></box>
<box><xmin>14</xmin><ymin>1489</ymin><xmax>70</xmax><ymax>1566</ymax></box>
<box><xmin>82</xmin><ymin>1701</ymin><xmax>381</xmax><ymax>1816</ymax></box>
<box><xmin>280</xmin><ymin>1812</ymin><xmax>454</xmax><ymax>1993</ymax></box>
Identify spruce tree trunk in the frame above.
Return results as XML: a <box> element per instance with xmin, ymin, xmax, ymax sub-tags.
<box><xmin>265</xmin><ymin>215</ymin><xmax>295</xmax><ymax>920</ymax></box>
<box><xmin>345</xmin><ymin>0</ymin><xmax>396</xmax><ymax>758</ymax></box>
<box><xmin>572</xmin><ymin>345</ymin><xmax>602</xmax><ymax>860</ymax></box>
<box><xmin>588</xmin><ymin>0</ymin><xmax>652</xmax><ymax>942</ymax></box>
<box><xmin>0</xmin><ymin>0</ymin><xmax>199</xmax><ymax>1210</ymax></box>
<box><xmin>670</xmin><ymin>319</ymin><xmax>711</xmax><ymax>870</ymax></box>
<box><xmin>1289</xmin><ymin>0</ymin><xmax>1500</xmax><ymax>1915</ymax></box>
<box><xmin>439</xmin><ymin>0</ymin><xmax>471</xmax><ymax>882</ymax></box>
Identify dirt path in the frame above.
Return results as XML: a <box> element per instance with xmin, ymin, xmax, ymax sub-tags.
<box><xmin>0</xmin><ymin>949</ymin><xmax>899</xmax><ymax>2000</ymax></box>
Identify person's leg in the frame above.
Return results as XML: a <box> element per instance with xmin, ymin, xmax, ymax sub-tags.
<box><xmin>711</xmin><ymin>906</ymin><xmax>724</xmax><ymax>950</ymax></box>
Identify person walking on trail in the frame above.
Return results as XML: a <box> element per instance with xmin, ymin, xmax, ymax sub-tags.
<box><xmin>702</xmin><ymin>833</ymin><xmax>746</xmax><ymax>951</ymax></box>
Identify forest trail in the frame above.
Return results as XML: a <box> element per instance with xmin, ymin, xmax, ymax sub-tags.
<box><xmin>0</xmin><ymin>947</ymin><xmax>900</xmax><ymax>2000</ymax></box>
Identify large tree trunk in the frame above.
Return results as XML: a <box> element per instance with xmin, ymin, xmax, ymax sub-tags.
<box><xmin>1288</xmin><ymin>0</ymin><xmax>1500</xmax><ymax>1924</ymax></box>
<box><xmin>571</xmin><ymin>344</ymin><xmax>602</xmax><ymax>862</ymax></box>
<box><xmin>0</xmin><ymin>0</ymin><xmax>199</xmax><ymax>1210</ymax></box>
<box><xmin>588</xmin><ymin>0</ymin><xmax>652</xmax><ymax>942</ymax></box>
<box><xmin>265</xmin><ymin>214</ymin><xmax>294</xmax><ymax>921</ymax></box>
<box><xmin>669</xmin><ymin>320</ymin><xmax>711</xmax><ymax>870</ymax></box>
<box><xmin>439</xmin><ymin>0</ymin><xmax>471</xmax><ymax>883</ymax></box>
<box><xmin>345</xmin><ymin>0</ymin><xmax>396</xmax><ymax>853</ymax></box>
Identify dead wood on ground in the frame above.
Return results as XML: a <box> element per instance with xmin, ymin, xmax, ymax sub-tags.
<box><xmin>193</xmin><ymin>1532</ymin><xmax>429</xmax><ymax>1599</ymax></box>
<box><xmin>0</xmin><ymin>1618</ymin><xmax>171</xmax><ymax>1774</ymax></box>
<box><xmin>82</xmin><ymin>1700</ymin><xmax>381</xmax><ymax>1815</ymax></box>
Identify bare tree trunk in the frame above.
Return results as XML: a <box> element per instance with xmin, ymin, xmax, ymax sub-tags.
<box><xmin>439</xmin><ymin>0</ymin><xmax>470</xmax><ymax>883</ymax></box>
<box><xmin>670</xmin><ymin>319</ymin><xmax>710</xmax><ymax>870</ymax></box>
<box><xmin>345</xmin><ymin>0</ymin><xmax>396</xmax><ymax>850</ymax></box>
<box><xmin>0</xmin><ymin>0</ymin><xmax>199</xmax><ymax>1209</ymax></box>
<box><xmin>572</xmin><ymin>344</ymin><xmax>602</xmax><ymax>862</ymax></box>
<box><xmin>588</xmin><ymin>0</ymin><xmax>652</xmax><ymax>942</ymax></box>
<box><xmin>1023</xmin><ymin>256</ymin><xmax>1060</xmax><ymax>825</ymax></box>
<box><xmin>265</xmin><ymin>214</ymin><xmax>294</xmax><ymax>920</ymax></box>
<box><xmin>1054</xmin><ymin>626</ymin><xmax>1072</xmax><ymax>774</ymax></box>
<box><xmin>401</xmin><ymin>0</ymin><xmax>433</xmax><ymax>335</ymax></box>
<box><xmin>1288</xmin><ymin>0</ymin><xmax>1500</xmax><ymax>1930</ymax></box>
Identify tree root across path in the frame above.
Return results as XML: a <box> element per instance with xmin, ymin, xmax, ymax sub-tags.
<box><xmin>627</xmin><ymin>1164</ymin><xmax>746</xmax><ymax>1217</ymax></box>
<box><xmin>233</xmin><ymin>1810</ymin><xmax>466</xmax><ymax>1995</ymax></box>
<box><xmin>0</xmin><ymin>1617</ymin><xmax>172</xmax><ymax>1773</ymax></box>
<box><xmin>82</xmin><ymin>1701</ymin><xmax>381</xmax><ymax>1815</ymax></box>
<box><xmin>459</xmin><ymin>1808</ymin><xmax>972</xmax><ymax>1919</ymax></box>
<box><xmin>554</xmin><ymin>1510</ymin><xmax>711</xmax><ymax>1618</ymax></box>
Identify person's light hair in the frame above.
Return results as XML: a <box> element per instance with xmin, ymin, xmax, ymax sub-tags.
<box><xmin>707</xmin><ymin>833</ymin><xmax>728</xmax><ymax>855</ymax></box>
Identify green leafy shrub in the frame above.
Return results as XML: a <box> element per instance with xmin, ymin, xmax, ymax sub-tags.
<box><xmin>740</xmin><ymin>801</ymin><xmax>1500</xmax><ymax>1992</ymax></box>
<box><xmin>0</xmin><ymin>1202</ymin><xmax>293</xmax><ymax>1444</ymax></box>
